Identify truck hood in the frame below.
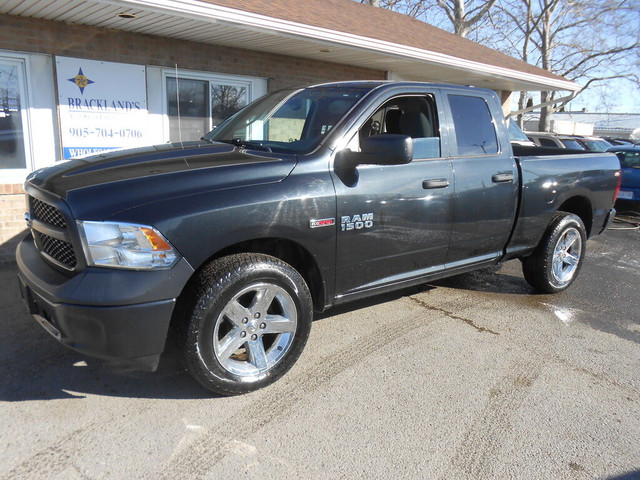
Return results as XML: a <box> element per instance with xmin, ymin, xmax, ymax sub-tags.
<box><xmin>26</xmin><ymin>141</ymin><xmax>297</xmax><ymax>219</ymax></box>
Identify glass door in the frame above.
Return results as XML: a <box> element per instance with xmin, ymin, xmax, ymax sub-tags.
<box><xmin>166</xmin><ymin>77</ymin><xmax>209</xmax><ymax>142</ymax></box>
<box><xmin>165</xmin><ymin>71</ymin><xmax>253</xmax><ymax>143</ymax></box>
<box><xmin>0</xmin><ymin>57</ymin><xmax>30</xmax><ymax>172</ymax></box>
<box><xmin>210</xmin><ymin>83</ymin><xmax>247</xmax><ymax>127</ymax></box>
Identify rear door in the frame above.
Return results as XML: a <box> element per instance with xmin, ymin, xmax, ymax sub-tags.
<box><xmin>441</xmin><ymin>90</ymin><xmax>518</xmax><ymax>267</ymax></box>
<box><xmin>331</xmin><ymin>91</ymin><xmax>454</xmax><ymax>297</ymax></box>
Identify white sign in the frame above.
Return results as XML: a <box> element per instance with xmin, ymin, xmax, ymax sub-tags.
<box><xmin>57</xmin><ymin>57</ymin><xmax>149</xmax><ymax>159</ymax></box>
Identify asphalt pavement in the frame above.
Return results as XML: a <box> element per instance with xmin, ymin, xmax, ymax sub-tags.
<box><xmin>1</xmin><ymin>215</ymin><xmax>639</xmax><ymax>480</ymax></box>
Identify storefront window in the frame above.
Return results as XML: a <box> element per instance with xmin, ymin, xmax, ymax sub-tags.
<box><xmin>167</xmin><ymin>77</ymin><xmax>209</xmax><ymax>141</ymax></box>
<box><xmin>211</xmin><ymin>84</ymin><xmax>246</xmax><ymax>127</ymax></box>
<box><xmin>0</xmin><ymin>58</ymin><xmax>27</xmax><ymax>169</ymax></box>
<box><xmin>166</xmin><ymin>73</ymin><xmax>251</xmax><ymax>142</ymax></box>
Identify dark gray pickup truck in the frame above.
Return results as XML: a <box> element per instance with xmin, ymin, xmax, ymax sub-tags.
<box><xmin>17</xmin><ymin>81</ymin><xmax>621</xmax><ymax>395</ymax></box>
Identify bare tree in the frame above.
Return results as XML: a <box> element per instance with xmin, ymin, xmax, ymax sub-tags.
<box><xmin>490</xmin><ymin>0</ymin><xmax>639</xmax><ymax>130</ymax></box>
<box><xmin>355</xmin><ymin>0</ymin><xmax>639</xmax><ymax>122</ymax></box>
<box><xmin>359</xmin><ymin>0</ymin><xmax>497</xmax><ymax>38</ymax></box>
<box><xmin>434</xmin><ymin>0</ymin><xmax>498</xmax><ymax>37</ymax></box>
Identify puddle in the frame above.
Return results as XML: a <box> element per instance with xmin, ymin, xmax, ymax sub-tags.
<box><xmin>540</xmin><ymin>302</ymin><xmax>640</xmax><ymax>344</ymax></box>
<box><xmin>540</xmin><ymin>302</ymin><xmax>581</xmax><ymax>325</ymax></box>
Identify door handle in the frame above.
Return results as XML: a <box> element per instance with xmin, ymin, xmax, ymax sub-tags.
<box><xmin>492</xmin><ymin>173</ymin><xmax>514</xmax><ymax>183</ymax></box>
<box><xmin>422</xmin><ymin>179</ymin><xmax>450</xmax><ymax>189</ymax></box>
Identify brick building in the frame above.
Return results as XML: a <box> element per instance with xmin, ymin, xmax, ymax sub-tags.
<box><xmin>0</xmin><ymin>0</ymin><xmax>577</xmax><ymax>263</ymax></box>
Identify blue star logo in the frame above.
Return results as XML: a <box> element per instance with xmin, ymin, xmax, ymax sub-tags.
<box><xmin>68</xmin><ymin>68</ymin><xmax>95</xmax><ymax>94</ymax></box>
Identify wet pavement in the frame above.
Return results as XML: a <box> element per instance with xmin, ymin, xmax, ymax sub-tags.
<box><xmin>1</xmin><ymin>214</ymin><xmax>639</xmax><ymax>480</ymax></box>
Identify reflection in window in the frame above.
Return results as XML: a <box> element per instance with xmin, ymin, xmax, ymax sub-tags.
<box><xmin>0</xmin><ymin>61</ymin><xmax>26</xmax><ymax>169</ymax></box>
<box><xmin>539</xmin><ymin>138</ymin><xmax>557</xmax><ymax>148</ymax></box>
<box><xmin>166</xmin><ymin>77</ymin><xmax>249</xmax><ymax>143</ymax></box>
<box><xmin>620</xmin><ymin>152</ymin><xmax>640</xmax><ymax>168</ymax></box>
<box><xmin>167</xmin><ymin>77</ymin><xmax>208</xmax><ymax>142</ymax></box>
<box><xmin>448</xmin><ymin>94</ymin><xmax>498</xmax><ymax>156</ymax></box>
<box><xmin>359</xmin><ymin>95</ymin><xmax>441</xmax><ymax>159</ymax></box>
<box><xmin>211</xmin><ymin>84</ymin><xmax>246</xmax><ymax>127</ymax></box>
<box><xmin>560</xmin><ymin>139</ymin><xmax>585</xmax><ymax>150</ymax></box>
<box><xmin>205</xmin><ymin>86</ymin><xmax>370</xmax><ymax>154</ymax></box>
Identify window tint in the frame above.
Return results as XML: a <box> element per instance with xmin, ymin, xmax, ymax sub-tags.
<box><xmin>448</xmin><ymin>94</ymin><xmax>498</xmax><ymax>156</ymax></box>
<box><xmin>539</xmin><ymin>138</ymin><xmax>557</xmax><ymax>147</ymax></box>
<box><xmin>620</xmin><ymin>151</ymin><xmax>640</xmax><ymax>168</ymax></box>
<box><xmin>560</xmin><ymin>139</ymin><xmax>585</xmax><ymax>150</ymax></box>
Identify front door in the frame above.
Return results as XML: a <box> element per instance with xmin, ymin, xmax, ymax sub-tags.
<box><xmin>332</xmin><ymin>93</ymin><xmax>453</xmax><ymax>298</ymax></box>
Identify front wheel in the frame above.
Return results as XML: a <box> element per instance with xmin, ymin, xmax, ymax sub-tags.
<box><xmin>522</xmin><ymin>212</ymin><xmax>587</xmax><ymax>293</ymax></box>
<box><xmin>180</xmin><ymin>254</ymin><xmax>313</xmax><ymax>395</ymax></box>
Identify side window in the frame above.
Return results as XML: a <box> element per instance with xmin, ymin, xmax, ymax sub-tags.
<box><xmin>539</xmin><ymin>138</ymin><xmax>557</xmax><ymax>147</ymax></box>
<box><xmin>621</xmin><ymin>152</ymin><xmax>640</xmax><ymax>168</ymax></box>
<box><xmin>359</xmin><ymin>95</ymin><xmax>441</xmax><ymax>159</ymax></box>
<box><xmin>448</xmin><ymin>94</ymin><xmax>498</xmax><ymax>156</ymax></box>
<box><xmin>560</xmin><ymin>139</ymin><xmax>585</xmax><ymax>150</ymax></box>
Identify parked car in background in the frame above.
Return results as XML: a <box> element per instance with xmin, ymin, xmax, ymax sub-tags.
<box><xmin>607</xmin><ymin>146</ymin><xmax>640</xmax><ymax>202</ymax></box>
<box><xmin>526</xmin><ymin>132</ymin><xmax>586</xmax><ymax>150</ymax></box>
<box><xmin>604</xmin><ymin>137</ymin><xmax>637</xmax><ymax>146</ymax></box>
<box><xmin>575</xmin><ymin>136</ymin><xmax>612</xmax><ymax>152</ymax></box>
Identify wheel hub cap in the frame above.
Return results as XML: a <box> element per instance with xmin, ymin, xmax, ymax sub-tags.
<box><xmin>212</xmin><ymin>282</ymin><xmax>297</xmax><ymax>378</ymax></box>
<box><xmin>551</xmin><ymin>227</ymin><xmax>582</xmax><ymax>285</ymax></box>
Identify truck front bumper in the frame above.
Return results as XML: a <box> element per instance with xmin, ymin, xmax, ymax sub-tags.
<box><xmin>16</xmin><ymin>235</ymin><xmax>195</xmax><ymax>370</ymax></box>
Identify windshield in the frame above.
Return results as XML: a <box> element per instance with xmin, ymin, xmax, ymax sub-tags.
<box><xmin>507</xmin><ymin>119</ymin><xmax>531</xmax><ymax>142</ymax></box>
<box><xmin>203</xmin><ymin>85</ymin><xmax>373</xmax><ymax>154</ymax></box>
<box><xmin>617</xmin><ymin>151</ymin><xmax>640</xmax><ymax>168</ymax></box>
<box><xmin>581</xmin><ymin>139</ymin><xmax>612</xmax><ymax>152</ymax></box>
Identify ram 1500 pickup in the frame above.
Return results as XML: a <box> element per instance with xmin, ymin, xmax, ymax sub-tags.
<box><xmin>16</xmin><ymin>82</ymin><xmax>621</xmax><ymax>395</ymax></box>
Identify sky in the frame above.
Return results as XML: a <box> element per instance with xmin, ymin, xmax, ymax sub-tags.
<box><xmin>396</xmin><ymin>1</ymin><xmax>640</xmax><ymax>115</ymax></box>
<box><xmin>566</xmin><ymin>79</ymin><xmax>640</xmax><ymax>114</ymax></box>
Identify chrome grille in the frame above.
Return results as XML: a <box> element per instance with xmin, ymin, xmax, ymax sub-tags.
<box><xmin>39</xmin><ymin>233</ymin><xmax>77</xmax><ymax>269</ymax></box>
<box><xmin>28</xmin><ymin>194</ymin><xmax>78</xmax><ymax>271</ymax></box>
<box><xmin>31</xmin><ymin>197</ymin><xmax>67</xmax><ymax>228</ymax></box>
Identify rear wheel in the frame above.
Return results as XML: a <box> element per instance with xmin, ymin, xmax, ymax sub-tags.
<box><xmin>181</xmin><ymin>253</ymin><xmax>313</xmax><ymax>395</ymax></box>
<box><xmin>522</xmin><ymin>212</ymin><xmax>587</xmax><ymax>293</ymax></box>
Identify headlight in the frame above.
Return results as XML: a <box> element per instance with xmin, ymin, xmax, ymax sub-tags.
<box><xmin>78</xmin><ymin>221</ymin><xmax>180</xmax><ymax>270</ymax></box>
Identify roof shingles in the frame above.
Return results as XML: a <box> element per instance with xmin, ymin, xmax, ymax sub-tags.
<box><xmin>204</xmin><ymin>0</ymin><xmax>566</xmax><ymax>82</ymax></box>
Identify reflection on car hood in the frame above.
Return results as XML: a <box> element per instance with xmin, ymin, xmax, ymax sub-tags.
<box><xmin>26</xmin><ymin>141</ymin><xmax>297</xmax><ymax>219</ymax></box>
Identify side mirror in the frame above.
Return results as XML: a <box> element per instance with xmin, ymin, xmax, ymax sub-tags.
<box><xmin>338</xmin><ymin>134</ymin><xmax>413</xmax><ymax>167</ymax></box>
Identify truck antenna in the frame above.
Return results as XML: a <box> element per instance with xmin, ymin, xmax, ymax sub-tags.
<box><xmin>175</xmin><ymin>64</ymin><xmax>183</xmax><ymax>146</ymax></box>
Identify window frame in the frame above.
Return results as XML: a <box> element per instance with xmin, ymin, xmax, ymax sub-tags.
<box><xmin>0</xmin><ymin>53</ymin><xmax>34</xmax><ymax>183</ymax></box>
<box><xmin>160</xmin><ymin>68</ymin><xmax>266</xmax><ymax>143</ymax></box>
<box><xmin>444</xmin><ymin>92</ymin><xmax>502</xmax><ymax>158</ymax></box>
<box><xmin>353</xmin><ymin>93</ymin><xmax>444</xmax><ymax>161</ymax></box>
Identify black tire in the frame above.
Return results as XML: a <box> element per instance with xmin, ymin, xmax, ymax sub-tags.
<box><xmin>180</xmin><ymin>253</ymin><xmax>312</xmax><ymax>395</ymax></box>
<box><xmin>522</xmin><ymin>212</ymin><xmax>587</xmax><ymax>293</ymax></box>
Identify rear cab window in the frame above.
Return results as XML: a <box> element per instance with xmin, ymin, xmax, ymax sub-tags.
<box><xmin>447</xmin><ymin>94</ymin><xmax>499</xmax><ymax>156</ymax></box>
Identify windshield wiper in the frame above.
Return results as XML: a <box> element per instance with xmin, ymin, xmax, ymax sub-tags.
<box><xmin>217</xmin><ymin>138</ymin><xmax>272</xmax><ymax>152</ymax></box>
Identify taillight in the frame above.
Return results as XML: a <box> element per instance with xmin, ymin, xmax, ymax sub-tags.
<box><xmin>613</xmin><ymin>170</ymin><xmax>622</xmax><ymax>202</ymax></box>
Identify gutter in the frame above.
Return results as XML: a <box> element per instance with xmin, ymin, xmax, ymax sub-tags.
<box><xmin>507</xmin><ymin>91</ymin><xmax>580</xmax><ymax>117</ymax></box>
<box><xmin>98</xmin><ymin>0</ymin><xmax>580</xmax><ymax>92</ymax></box>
